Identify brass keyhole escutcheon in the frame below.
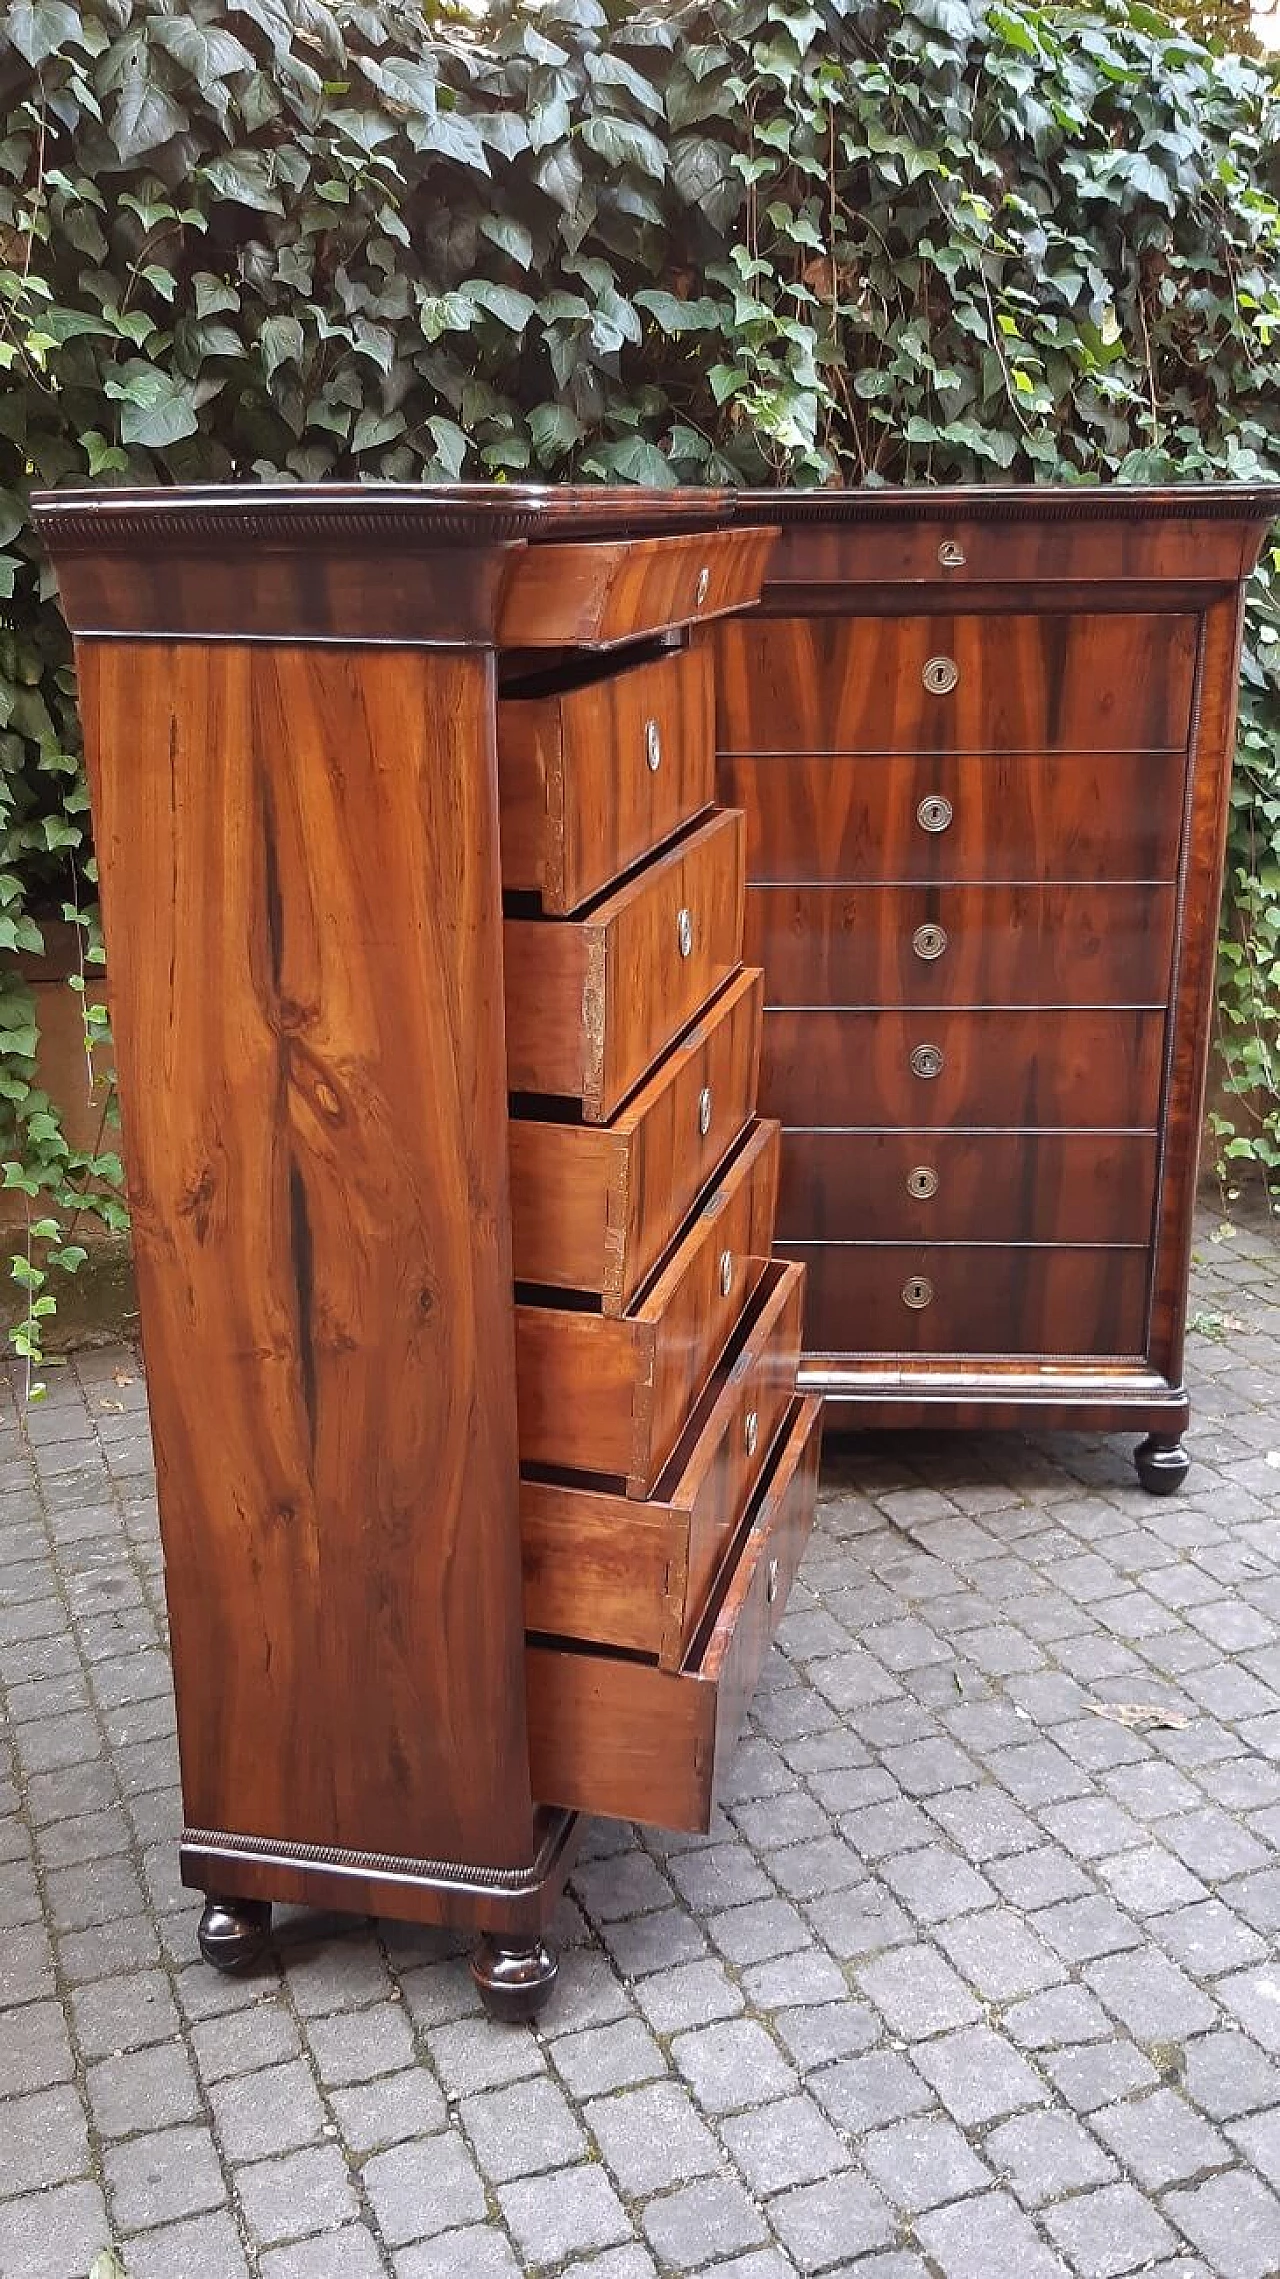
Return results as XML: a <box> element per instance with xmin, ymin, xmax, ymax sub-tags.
<box><xmin>917</xmin><ymin>794</ymin><xmax>954</xmax><ymax>834</ymax></box>
<box><xmin>922</xmin><ymin>654</ymin><xmax>960</xmax><ymax>695</ymax></box>
<box><xmin>645</xmin><ymin>718</ymin><xmax>662</xmax><ymax>773</ymax></box>
<box><xmin>677</xmin><ymin>907</ymin><xmax>694</xmax><ymax>957</ymax></box>
<box><xmin>766</xmin><ymin>1556</ymin><xmax>780</xmax><ymax>1604</ymax></box>
<box><xmin>907</xmin><ymin>1165</ymin><xmax>938</xmax><ymax>1200</ymax></box>
<box><xmin>910</xmin><ymin>1044</ymin><xmax>944</xmax><ymax>1080</ymax></box>
<box><xmin>938</xmin><ymin>539</ymin><xmax>966</xmax><ymax>569</ymax></box>
<box><xmin>719</xmin><ymin>1248</ymin><xmax>734</xmax><ymax>1297</ymax></box>
<box><xmin>698</xmin><ymin>1085</ymin><xmax>713</xmax><ymax>1137</ymax></box>
<box><xmin>903</xmin><ymin>1275</ymin><xmax>934</xmax><ymax>1310</ymax></box>
<box><xmin>744</xmin><ymin>1409</ymin><xmax>759</xmax><ymax>1457</ymax></box>
<box><xmin>695</xmin><ymin>565</ymin><xmax>711</xmax><ymax>606</ymax></box>
<box><xmin>913</xmin><ymin>923</ymin><xmax>947</xmax><ymax>962</ymax></box>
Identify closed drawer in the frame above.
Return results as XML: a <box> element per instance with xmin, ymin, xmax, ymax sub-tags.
<box><xmin>499</xmin><ymin>526</ymin><xmax>776</xmax><ymax>647</ymax></box>
<box><xmin>509</xmin><ymin>969</ymin><xmax>763</xmax><ymax>1312</ymax></box>
<box><xmin>717</xmin><ymin>613</ymin><xmax>1198</xmax><ymax>754</ymax></box>
<box><xmin>505</xmin><ymin>810</ymin><xmax>745</xmax><ymax>1122</ymax></box>
<box><xmin>761</xmin><ymin>1008</ymin><xmax>1165</xmax><ymax>1129</ymax></box>
<box><xmin>515</xmin><ymin>1119</ymin><xmax>779</xmax><ymax>1495</ymax></box>
<box><xmin>739</xmin><ymin>506</ymin><xmax>1252</xmax><ymax>592</ymax></box>
<box><xmin>521</xmin><ymin>1261</ymin><xmax>804</xmax><ymax>1663</ymax></box>
<box><xmin>498</xmin><ymin>643</ymin><xmax>715</xmax><ymax>913</ymax></box>
<box><xmin>526</xmin><ymin>1393</ymin><xmax>822</xmax><ymax>1831</ymax></box>
<box><xmin>718</xmin><ymin>751</ymin><xmax>1185</xmax><ymax>884</ymax></box>
<box><xmin>780</xmin><ymin>1243</ymin><xmax>1149</xmax><ymax>1360</ymax></box>
<box><xmin>777</xmin><ymin>1131</ymin><xmax>1159</xmax><ymax>1247</ymax></box>
<box><xmin>747</xmin><ymin>883</ymin><xmax>1176</xmax><ymax>1008</ymax></box>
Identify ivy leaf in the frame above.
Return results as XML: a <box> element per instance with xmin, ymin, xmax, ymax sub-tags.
<box><xmin>352</xmin><ymin>407</ymin><xmax>407</xmax><ymax>451</ymax></box>
<box><xmin>5</xmin><ymin>0</ymin><xmax>80</xmax><ymax>65</ymax></box>
<box><xmin>426</xmin><ymin>414</ymin><xmax>468</xmax><ymax>476</ymax></box>
<box><xmin>479</xmin><ymin>213</ymin><xmax>535</xmax><ymax>270</ymax></box>
<box><xmin>103</xmin><ymin>363</ymin><xmax>201</xmax><ymax>447</ymax></box>
<box><xmin>529</xmin><ymin>401</ymin><xmax>584</xmax><ymax>458</ymax></box>
<box><xmin>111</xmin><ymin>73</ymin><xmax>189</xmax><ymax>163</ymax></box>
<box><xmin>581</xmin><ymin>114</ymin><xmax>666</xmax><ymax>182</ymax></box>
<box><xmin>533</xmin><ymin>142</ymin><xmax>584</xmax><ymax>213</ymax></box>
<box><xmin>200</xmin><ymin>152</ymin><xmax>285</xmax><ymax>214</ymax></box>
<box><xmin>466</xmin><ymin>279</ymin><xmax>537</xmax><ymax>333</ymax></box>
<box><xmin>260</xmin><ymin>314</ymin><xmax>304</xmax><ymax>378</ymax></box>
<box><xmin>149</xmin><ymin>17</ymin><xmax>256</xmax><ymax>81</ymax></box>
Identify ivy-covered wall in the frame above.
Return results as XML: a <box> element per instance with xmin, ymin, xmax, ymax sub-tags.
<box><xmin>2</xmin><ymin>0</ymin><xmax>1279</xmax><ymax>1367</ymax></box>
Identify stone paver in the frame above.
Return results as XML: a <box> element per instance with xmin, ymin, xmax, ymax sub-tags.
<box><xmin>2</xmin><ymin>1199</ymin><xmax>1279</xmax><ymax>2275</ymax></box>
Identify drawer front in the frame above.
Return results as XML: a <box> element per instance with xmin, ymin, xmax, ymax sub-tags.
<box><xmin>498</xmin><ymin>643</ymin><xmax>715</xmax><ymax>913</ymax></box>
<box><xmin>519</xmin><ymin>1261</ymin><xmax>804</xmax><ymax>1662</ymax></box>
<box><xmin>761</xmin><ymin>1008</ymin><xmax>1165</xmax><ymax>1129</ymax></box>
<box><xmin>515</xmin><ymin>1118</ymin><xmax>779</xmax><ymax>1494</ymax></box>
<box><xmin>499</xmin><ymin>526</ymin><xmax>777</xmax><ymax>647</ymax></box>
<box><xmin>777</xmin><ymin>1131</ymin><xmax>1159</xmax><ymax>1248</ymax></box>
<box><xmin>747</xmin><ymin>511</ymin><xmax>1248</xmax><ymax>593</ymax></box>
<box><xmin>504</xmin><ymin>810</ymin><xmax>745</xmax><ymax>1122</ymax></box>
<box><xmin>508</xmin><ymin>968</ymin><xmax>763</xmax><ymax>1310</ymax></box>
<box><xmin>717</xmin><ymin>613</ymin><xmax>1198</xmax><ymax>754</ymax></box>
<box><xmin>718</xmin><ymin>751</ymin><xmax>1185</xmax><ymax>885</ymax></box>
<box><xmin>746</xmin><ymin>883</ymin><xmax>1176</xmax><ymax>1009</ymax></box>
<box><xmin>526</xmin><ymin>1394</ymin><xmax>822</xmax><ymax>1831</ymax></box>
<box><xmin>781</xmin><ymin>1243</ymin><xmax>1149</xmax><ymax>1360</ymax></box>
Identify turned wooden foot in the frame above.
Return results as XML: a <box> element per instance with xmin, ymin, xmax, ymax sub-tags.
<box><xmin>471</xmin><ymin>1936</ymin><xmax>558</xmax><ymax>2022</ymax></box>
<box><xmin>197</xmin><ymin>1896</ymin><xmax>273</xmax><ymax>1974</ymax></box>
<box><xmin>1135</xmin><ymin>1434</ymin><xmax>1190</xmax><ymax>1496</ymax></box>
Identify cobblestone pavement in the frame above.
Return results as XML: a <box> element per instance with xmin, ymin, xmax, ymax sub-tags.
<box><xmin>2</xmin><ymin>1202</ymin><xmax>1279</xmax><ymax>2279</ymax></box>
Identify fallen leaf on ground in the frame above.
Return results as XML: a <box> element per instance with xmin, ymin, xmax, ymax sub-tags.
<box><xmin>1089</xmin><ymin>1701</ymin><xmax>1191</xmax><ymax>1731</ymax></box>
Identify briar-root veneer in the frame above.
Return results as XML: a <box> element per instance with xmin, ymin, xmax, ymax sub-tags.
<box><xmin>36</xmin><ymin>482</ymin><xmax>818</xmax><ymax>2018</ymax></box>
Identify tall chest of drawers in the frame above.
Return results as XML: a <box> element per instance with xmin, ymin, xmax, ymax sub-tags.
<box><xmin>716</xmin><ymin>486</ymin><xmax>1277</xmax><ymax>1492</ymax></box>
<box><xmin>35</xmin><ymin>483</ymin><xmax>820</xmax><ymax>2019</ymax></box>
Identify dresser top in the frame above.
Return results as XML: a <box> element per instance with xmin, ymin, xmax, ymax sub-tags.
<box><xmin>734</xmin><ymin>482</ymin><xmax>1280</xmax><ymax>528</ymax></box>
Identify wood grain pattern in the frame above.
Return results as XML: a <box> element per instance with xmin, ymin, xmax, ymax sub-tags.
<box><xmin>777</xmin><ymin>1131</ymin><xmax>1159</xmax><ymax>1248</ymax></box>
<box><xmin>781</xmin><ymin>1242</ymin><xmax>1149</xmax><ymax>1360</ymax></box>
<box><xmin>514</xmin><ymin>1119</ymin><xmax>779</xmax><ymax>1494</ymax></box>
<box><xmin>746</xmin><ymin>883</ymin><xmax>1177</xmax><ymax>1008</ymax></box>
<box><xmin>525</xmin><ymin>1395</ymin><xmax>822</xmax><ymax>1831</ymax></box>
<box><xmin>76</xmin><ymin>639</ymin><xmax>535</xmax><ymax>1868</ymax></box>
<box><xmin>504</xmin><ymin>810</ymin><xmax>745</xmax><ymax>1121</ymax></box>
<box><xmin>520</xmin><ymin>1261</ymin><xmax>804</xmax><ymax>1663</ymax></box>
<box><xmin>497</xmin><ymin>641</ymin><xmax>715</xmax><ymax>912</ymax></box>
<box><xmin>716</xmin><ymin>613</ymin><xmax>1198</xmax><ymax>754</ymax></box>
<box><xmin>718</xmin><ymin>750</ymin><xmax>1186</xmax><ymax>884</ymax></box>
<box><xmin>498</xmin><ymin>527</ymin><xmax>776</xmax><ymax>647</ymax></box>
<box><xmin>508</xmin><ymin>968</ymin><xmax>763</xmax><ymax>1309</ymax></box>
<box><xmin>745</xmin><ymin>511</ymin><xmax>1262</xmax><ymax>594</ymax></box>
<box><xmin>761</xmin><ymin>1008</ymin><xmax>1166</xmax><ymax>1130</ymax></box>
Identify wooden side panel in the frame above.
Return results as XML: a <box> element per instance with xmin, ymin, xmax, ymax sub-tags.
<box><xmin>502</xmin><ymin>920</ymin><xmax>592</xmax><ymax>1098</ymax></box>
<box><xmin>777</xmin><ymin>1131</ymin><xmax>1159</xmax><ymax>1248</ymax></box>
<box><xmin>520</xmin><ymin>1477</ymin><xmax>680</xmax><ymax>1658</ymax></box>
<box><xmin>746</xmin><ymin>883</ymin><xmax>1176</xmax><ymax>1010</ymax></box>
<box><xmin>1149</xmin><ymin>591</ymin><xmax>1252</xmax><ymax>1383</ymax></box>
<box><xmin>783</xmin><ymin>1243</ymin><xmax>1150</xmax><ymax>1360</ymax></box>
<box><xmin>761</xmin><ymin>1009</ymin><xmax>1166</xmax><ymax>1129</ymax></box>
<box><xmin>76</xmin><ymin>641</ymin><xmax>534</xmax><ymax>1867</ymax></box>
<box><xmin>507</xmin><ymin>1121</ymin><xmax>618</xmax><ymax>1296</ymax></box>
<box><xmin>716</xmin><ymin>613</ymin><xmax>1198</xmax><ymax>753</ymax></box>
<box><xmin>718</xmin><ymin>751</ymin><xmax>1185</xmax><ymax>885</ymax></box>
<box><xmin>498</xmin><ymin>642</ymin><xmax>715</xmax><ymax>911</ymax></box>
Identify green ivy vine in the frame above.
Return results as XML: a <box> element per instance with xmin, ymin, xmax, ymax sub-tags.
<box><xmin>2</xmin><ymin>0</ymin><xmax>1278</xmax><ymax>1383</ymax></box>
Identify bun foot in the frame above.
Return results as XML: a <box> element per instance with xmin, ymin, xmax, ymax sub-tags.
<box><xmin>1135</xmin><ymin>1434</ymin><xmax>1190</xmax><ymax>1496</ymax></box>
<box><xmin>471</xmin><ymin>1936</ymin><xmax>558</xmax><ymax>2022</ymax></box>
<box><xmin>197</xmin><ymin>1896</ymin><xmax>273</xmax><ymax>1974</ymax></box>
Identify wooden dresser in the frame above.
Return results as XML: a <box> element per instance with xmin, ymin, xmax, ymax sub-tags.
<box><xmin>717</xmin><ymin>486</ymin><xmax>1277</xmax><ymax>1494</ymax></box>
<box><xmin>34</xmin><ymin>483</ymin><xmax>821</xmax><ymax>2019</ymax></box>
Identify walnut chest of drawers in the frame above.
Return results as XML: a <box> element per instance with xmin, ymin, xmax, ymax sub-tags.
<box><xmin>35</xmin><ymin>482</ymin><xmax>821</xmax><ymax>2020</ymax></box>
<box><xmin>716</xmin><ymin>485</ymin><xmax>1277</xmax><ymax>1494</ymax></box>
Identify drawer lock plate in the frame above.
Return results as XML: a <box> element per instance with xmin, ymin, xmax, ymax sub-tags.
<box><xmin>922</xmin><ymin>654</ymin><xmax>960</xmax><ymax>695</ymax></box>
<box><xmin>645</xmin><ymin>718</ymin><xmax>662</xmax><ymax>773</ymax></box>
<box><xmin>907</xmin><ymin>1165</ymin><xmax>939</xmax><ymax>1200</ymax></box>
<box><xmin>903</xmin><ymin>1276</ymin><xmax>935</xmax><ymax>1310</ymax></box>
<box><xmin>912</xmin><ymin>923</ymin><xmax>947</xmax><ymax>962</ymax></box>
<box><xmin>698</xmin><ymin>1084</ymin><xmax>713</xmax><ymax>1137</ymax></box>
<box><xmin>677</xmin><ymin>907</ymin><xmax>694</xmax><ymax>958</ymax></box>
<box><xmin>910</xmin><ymin>1044</ymin><xmax>944</xmax><ymax>1080</ymax></box>
<box><xmin>917</xmin><ymin>794</ymin><xmax>954</xmax><ymax>834</ymax></box>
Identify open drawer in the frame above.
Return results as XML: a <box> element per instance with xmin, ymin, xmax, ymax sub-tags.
<box><xmin>522</xmin><ymin>1261</ymin><xmax>804</xmax><ymax>1663</ymax></box>
<box><xmin>515</xmin><ymin>1119</ymin><xmax>779</xmax><ymax>1495</ymax></box>
<box><xmin>504</xmin><ymin>809</ymin><xmax>745</xmax><ymax>1124</ymax></box>
<box><xmin>526</xmin><ymin>1393</ymin><xmax>823</xmax><ymax>1831</ymax></box>
<box><xmin>508</xmin><ymin>968</ymin><xmax>763</xmax><ymax>1313</ymax></box>
<box><xmin>498</xmin><ymin>525</ymin><xmax>777</xmax><ymax>648</ymax></box>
